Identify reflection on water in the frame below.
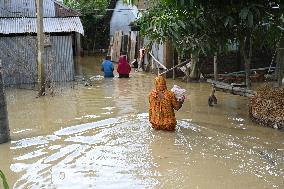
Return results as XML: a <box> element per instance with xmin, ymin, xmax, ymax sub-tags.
<box><xmin>0</xmin><ymin>55</ymin><xmax>283</xmax><ymax>189</ymax></box>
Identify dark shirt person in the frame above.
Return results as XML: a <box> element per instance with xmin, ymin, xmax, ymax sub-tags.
<box><xmin>101</xmin><ymin>56</ymin><xmax>114</xmax><ymax>78</ymax></box>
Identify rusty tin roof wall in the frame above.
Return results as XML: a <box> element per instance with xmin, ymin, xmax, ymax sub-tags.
<box><xmin>54</xmin><ymin>0</ymin><xmax>81</xmax><ymax>17</ymax></box>
<box><xmin>0</xmin><ymin>0</ymin><xmax>83</xmax><ymax>34</ymax></box>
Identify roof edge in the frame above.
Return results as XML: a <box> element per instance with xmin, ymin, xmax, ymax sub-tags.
<box><xmin>51</xmin><ymin>0</ymin><xmax>82</xmax><ymax>17</ymax></box>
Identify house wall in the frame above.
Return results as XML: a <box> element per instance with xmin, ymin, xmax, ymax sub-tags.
<box><xmin>0</xmin><ymin>35</ymin><xmax>74</xmax><ymax>85</ymax></box>
<box><xmin>110</xmin><ymin>0</ymin><xmax>138</xmax><ymax>36</ymax></box>
<box><xmin>109</xmin><ymin>0</ymin><xmax>166</xmax><ymax>68</ymax></box>
<box><xmin>152</xmin><ymin>42</ymin><xmax>164</xmax><ymax>66</ymax></box>
<box><xmin>143</xmin><ymin>37</ymin><xmax>165</xmax><ymax>67</ymax></box>
<box><xmin>0</xmin><ymin>0</ymin><xmax>55</xmax><ymax>17</ymax></box>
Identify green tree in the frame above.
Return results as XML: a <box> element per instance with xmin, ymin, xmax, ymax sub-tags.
<box><xmin>64</xmin><ymin>0</ymin><xmax>109</xmax><ymax>12</ymax></box>
<box><xmin>135</xmin><ymin>0</ymin><xmax>284</xmax><ymax>86</ymax></box>
<box><xmin>135</xmin><ymin>1</ymin><xmax>230</xmax><ymax>80</ymax></box>
<box><xmin>64</xmin><ymin>0</ymin><xmax>113</xmax><ymax>50</ymax></box>
<box><xmin>216</xmin><ymin>1</ymin><xmax>282</xmax><ymax>88</ymax></box>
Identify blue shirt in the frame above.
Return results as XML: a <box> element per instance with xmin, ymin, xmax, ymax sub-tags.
<box><xmin>101</xmin><ymin>60</ymin><xmax>114</xmax><ymax>77</ymax></box>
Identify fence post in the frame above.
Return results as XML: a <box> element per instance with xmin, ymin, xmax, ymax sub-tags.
<box><xmin>36</xmin><ymin>0</ymin><xmax>45</xmax><ymax>96</ymax></box>
<box><xmin>0</xmin><ymin>60</ymin><xmax>10</xmax><ymax>144</ymax></box>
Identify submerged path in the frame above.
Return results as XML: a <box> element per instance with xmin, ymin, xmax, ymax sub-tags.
<box><xmin>0</xmin><ymin>56</ymin><xmax>283</xmax><ymax>189</ymax></box>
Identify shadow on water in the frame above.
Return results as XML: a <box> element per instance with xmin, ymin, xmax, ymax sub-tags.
<box><xmin>0</xmin><ymin>55</ymin><xmax>283</xmax><ymax>189</ymax></box>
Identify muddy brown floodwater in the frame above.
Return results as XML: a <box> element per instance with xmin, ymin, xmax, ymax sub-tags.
<box><xmin>0</xmin><ymin>55</ymin><xmax>283</xmax><ymax>189</ymax></box>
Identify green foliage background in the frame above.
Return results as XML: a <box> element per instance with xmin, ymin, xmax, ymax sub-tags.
<box><xmin>130</xmin><ymin>0</ymin><xmax>284</xmax><ymax>83</ymax></box>
<box><xmin>64</xmin><ymin>0</ymin><xmax>117</xmax><ymax>51</ymax></box>
<box><xmin>135</xmin><ymin>0</ymin><xmax>284</xmax><ymax>56</ymax></box>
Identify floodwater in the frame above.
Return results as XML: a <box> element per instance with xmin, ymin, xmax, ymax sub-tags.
<box><xmin>0</xmin><ymin>55</ymin><xmax>283</xmax><ymax>189</ymax></box>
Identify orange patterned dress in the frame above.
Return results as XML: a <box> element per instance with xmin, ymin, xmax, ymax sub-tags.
<box><xmin>149</xmin><ymin>76</ymin><xmax>181</xmax><ymax>131</ymax></box>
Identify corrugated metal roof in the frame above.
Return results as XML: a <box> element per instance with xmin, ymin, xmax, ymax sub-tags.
<box><xmin>0</xmin><ymin>0</ymin><xmax>55</xmax><ymax>17</ymax></box>
<box><xmin>0</xmin><ymin>17</ymin><xmax>84</xmax><ymax>34</ymax></box>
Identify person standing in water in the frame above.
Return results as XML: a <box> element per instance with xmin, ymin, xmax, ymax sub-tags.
<box><xmin>149</xmin><ymin>76</ymin><xmax>184</xmax><ymax>131</ymax></box>
<box><xmin>117</xmin><ymin>55</ymin><xmax>131</xmax><ymax>78</ymax></box>
<box><xmin>101</xmin><ymin>55</ymin><xmax>114</xmax><ymax>78</ymax></box>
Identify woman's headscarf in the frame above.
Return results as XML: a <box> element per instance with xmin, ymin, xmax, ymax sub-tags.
<box><xmin>117</xmin><ymin>55</ymin><xmax>131</xmax><ymax>74</ymax></box>
<box><xmin>155</xmin><ymin>76</ymin><xmax>167</xmax><ymax>92</ymax></box>
<box><xmin>119</xmin><ymin>55</ymin><xmax>127</xmax><ymax>64</ymax></box>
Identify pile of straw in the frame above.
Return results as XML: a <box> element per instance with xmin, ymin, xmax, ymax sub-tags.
<box><xmin>249</xmin><ymin>86</ymin><xmax>284</xmax><ymax>130</ymax></box>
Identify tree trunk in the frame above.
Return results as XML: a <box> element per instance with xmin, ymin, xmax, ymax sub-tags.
<box><xmin>75</xmin><ymin>33</ymin><xmax>82</xmax><ymax>56</ymax></box>
<box><xmin>184</xmin><ymin>58</ymin><xmax>191</xmax><ymax>82</ymax></box>
<box><xmin>277</xmin><ymin>38</ymin><xmax>284</xmax><ymax>87</ymax></box>
<box><xmin>190</xmin><ymin>52</ymin><xmax>199</xmax><ymax>80</ymax></box>
<box><xmin>240</xmin><ymin>36</ymin><xmax>252</xmax><ymax>88</ymax></box>
<box><xmin>145</xmin><ymin>52</ymin><xmax>151</xmax><ymax>72</ymax></box>
<box><xmin>163</xmin><ymin>40</ymin><xmax>173</xmax><ymax>78</ymax></box>
<box><xmin>275</xmin><ymin>48</ymin><xmax>280</xmax><ymax>80</ymax></box>
<box><xmin>0</xmin><ymin>61</ymin><xmax>10</xmax><ymax>144</ymax></box>
<box><xmin>172</xmin><ymin>49</ymin><xmax>175</xmax><ymax>80</ymax></box>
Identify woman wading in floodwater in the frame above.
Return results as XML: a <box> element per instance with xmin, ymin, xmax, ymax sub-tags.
<box><xmin>117</xmin><ymin>55</ymin><xmax>131</xmax><ymax>78</ymax></box>
<box><xmin>149</xmin><ymin>76</ymin><xmax>184</xmax><ymax>131</ymax></box>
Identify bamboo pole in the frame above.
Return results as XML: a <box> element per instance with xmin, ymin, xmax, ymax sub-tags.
<box><xmin>0</xmin><ymin>60</ymin><xmax>10</xmax><ymax>144</ymax></box>
<box><xmin>148</xmin><ymin>52</ymin><xmax>167</xmax><ymax>70</ymax></box>
<box><xmin>36</xmin><ymin>0</ymin><xmax>45</xmax><ymax>96</ymax></box>
<box><xmin>207</xmin><ymin>79</ymin><xmax>255</xmax><ymax>97</ymax></box>
<box><xmin>159</xmin><ymin>60</ymin><xmax>188</xmax><ymax>76</ymax></box>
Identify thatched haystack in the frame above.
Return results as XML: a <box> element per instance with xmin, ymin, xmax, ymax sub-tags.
<box><xmin>249</xmin><ymin>86</ymin><xmax>284</xmax><ymax>130</ymax></box>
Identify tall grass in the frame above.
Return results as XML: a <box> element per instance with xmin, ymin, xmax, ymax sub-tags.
<box><xmin>0</xmin><ymin>170</ymin><xmax>9</xmax><ymax>189</ymax></box>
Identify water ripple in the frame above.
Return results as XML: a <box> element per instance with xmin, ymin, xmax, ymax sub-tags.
<box><xmin>8</xmin><ymin>114</ymin><xmax>284</xmax><ymax>188</ymax></box>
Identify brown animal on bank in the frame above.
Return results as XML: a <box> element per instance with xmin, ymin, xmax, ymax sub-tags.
<box><xmin>208</xmin><ymin>84</ymin><xmax>217</xmax><ymax>107</ymax></box>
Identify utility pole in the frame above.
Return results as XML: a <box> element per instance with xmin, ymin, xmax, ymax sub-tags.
<box><xmin>36</xmin><ymin>0</ymin><xmax>45</xmax><ymax>96</ymax></box>
<box><xmin>0</xmin><ymin>60</ymin><xmax>10</xmax><ymax>144</ymax></box>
